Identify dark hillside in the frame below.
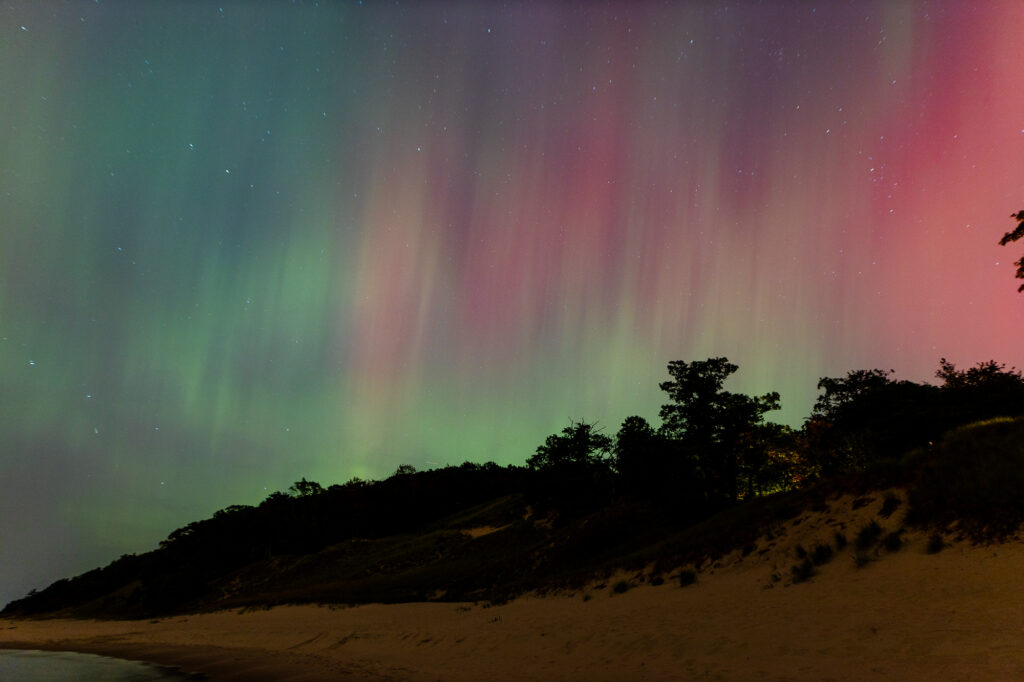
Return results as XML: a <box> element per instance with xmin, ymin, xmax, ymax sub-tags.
<box><xmin>6</xmin><ymin>357</ymin><xmax>1024</xmax><ymax>619</ymax></box>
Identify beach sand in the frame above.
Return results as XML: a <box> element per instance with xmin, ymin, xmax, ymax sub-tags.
<box><xmin>3</xmin><ymin>495</ymin><xmax>1024</xmax><ymax>681</ymax></box>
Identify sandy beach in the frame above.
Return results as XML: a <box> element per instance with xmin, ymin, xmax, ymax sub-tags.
<box><xmin>4</xmin><ymin>498</ymin><xmax>1024</xmax><ymax>681</ymax></box>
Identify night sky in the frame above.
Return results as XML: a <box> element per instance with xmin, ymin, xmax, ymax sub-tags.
<box><xmin>2</xmin><ymin>0</ymin><xmax>1023</xmax><ymax>605</ymax></box>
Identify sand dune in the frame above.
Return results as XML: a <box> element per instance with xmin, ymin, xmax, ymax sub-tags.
<box><xmin>3</xmin><ymin>493</ymin><xmax>1024</xmax><ymax>681</ymax></box>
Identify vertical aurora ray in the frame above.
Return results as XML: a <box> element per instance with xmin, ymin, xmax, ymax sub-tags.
<box><xmin>0</xmin><ymin>0</ymin><xmax>1022</xmax><ymax>603</ymax></box>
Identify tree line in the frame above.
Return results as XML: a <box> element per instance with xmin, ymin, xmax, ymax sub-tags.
<box><xmin>525</xmin><ymin>356</ymin><xmax>1024</xmax><ymax>511</ymax></box>
<box><xmin>5</xmin><ymin>355</ymin><xmax>1023</xmax><ymax>617</ymax></box>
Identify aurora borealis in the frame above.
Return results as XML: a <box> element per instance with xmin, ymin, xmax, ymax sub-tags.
<box><xmin>2</xmin><ymin>1</ymin><xmax>1023</xmax><ymax>604</ymax></box>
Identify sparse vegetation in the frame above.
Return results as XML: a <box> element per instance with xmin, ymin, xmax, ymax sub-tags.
<box><xmin>882</xmin><ymin>530</ymin><xmax>904</xmax><ymax>552</ymax></box>
<box><xmin>810</xmin><ymin>542</ymin><xmax>834</xmax><ymax>566</ymax></box>
<box><xmin>611</xmin><ymin>580</ymin><xmax>631</xmax><ymax>594</ymax></box>
<box><xmin>853</xmin><ymin>551</ymin><xmax>872</xmax><ymax>568</ymax></box>
<box><xmin>833</xmin><ymin>531</ymin><xmax>847</xmax><ymax>549</ymax></box>
<box><xmin>926</xmin><ymin>534</ymin><xmax>945</xmax><ymax>554</ymax></box>
<box><xmin>790</xmin><ymin>558</ymin><xmax>815</xmax><ymax>583</ymax></box>
<box><xmin>678</xmin><ymin>569</ymin><xmax>697</xmax><ymax>587</ymax></box>
<box><xmin>856</xmin><ymin>520</ymin><xmax>883</xmax><ymax>549</ymax></box>
<box><xmin>879</xmin><ymin>494</ymin><xmax>901</xmax><ymax>519</ymax></box>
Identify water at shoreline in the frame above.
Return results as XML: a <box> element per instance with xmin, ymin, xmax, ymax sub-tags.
<box><xmin>0</xmin><ymin>649</ymin><xmax>204</xmax><ymax>680</ymax></box>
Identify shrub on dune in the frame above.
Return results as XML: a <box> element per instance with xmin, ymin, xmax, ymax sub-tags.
<box><xmin>907</xmin><ymin>418</ymin><xmax>1024</xmax><ymax>537</ymax></box>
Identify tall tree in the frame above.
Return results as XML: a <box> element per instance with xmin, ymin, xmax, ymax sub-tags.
<box><xmin>658</xmin><ymin>358</ymin><xmax>780</xmax><ymax>502</ymax></box>
<box><xmin>999</xmin><ymin>210</ymin><xmax>1024</xmax><ymax>292</ymax></box>
<box><xmin>613</xmin><ymin>415</ymin><xmax>658</xmax><ymax>478</ymax></box>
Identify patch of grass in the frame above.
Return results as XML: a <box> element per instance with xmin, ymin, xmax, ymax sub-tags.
<box><xmin>611</xmin><ymin>580</ymin><xmax>630</xmax><ymax>594</ymax></box>
<box><xmin>852</xmin><ymin>551</ymin><xmax>872</xmax><ymax>568</ymax></box>
<box><xmin>879</xmin><ymin>494</ymin><xmax>902</xmax><ymax>519</ymax></box>
<box><xmin>926</xmin><ymin>534</ymin><xmax>945</xmax><ymax>554</ymax></box>
<box><xmin>810</xmin><ymin>542</ymin><xmax>834</xmax><ymax>566</ymax></box>
<box><xmin>678</xmin><ymin>569</ymin><xmax>697</xmax><ymax>587</ymax></box>
<box><xmin>790</xmin><ymin>558</ymin><xmax>815</xmax><ymax>583</ymax></box>
<box><xmin>882</xmin><ymin>530</ymin><xmax>903</xmax><ymax>552</ymax></box>
<box><xmin>855</xmin><ymin>520</ymin><xmax>883</xmax><ymax>549</ymax></box>
<box><xmin>833</xmin><ymin>531</ymin><xmax>847</xmax><ymax>549</ymax></box>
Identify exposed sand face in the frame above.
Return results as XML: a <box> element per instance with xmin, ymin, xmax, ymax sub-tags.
<box><xmin>3</xmin><ymin>493</ymin><xmax>1024</xmax><ymax>681</ymax></box>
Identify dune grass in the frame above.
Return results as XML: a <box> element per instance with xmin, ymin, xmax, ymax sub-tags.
<box><xmin>855</xmin><ymin>520</ymin><xmax>883</xmax><ymax>549</ymax></box>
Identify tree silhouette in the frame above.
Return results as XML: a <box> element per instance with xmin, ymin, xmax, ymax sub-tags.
<box><xmin>936</xmin><ymin>358</ymin><xmax>1023</xmax><ymax>390</ymax></box>
<box><xmin>811</xmin><ymin>369</ymin><xmax>895</xmax><ymax>423</ymax></box>
<box><xmin>736</xmin><ymin>422</ymin><xmax>803</xmax><ymax>497</ymax></box>
<box><xmin>658</xmin><ymin>358</ymin><xmax>780</xmax><ymax>502</ymax></box>
<box><xmin>614</xmin><ymin>415</ymin><xmax>704</xmax><ymax>506</ymax></box>
<box><xmin>527</xmin><ymin>420</ymin><xmax>613</xmax><ymax>472</ymax></box>
<box><xmin>393</xmin><ymin>464</ymin><xmax>418</xmax><ymax>477</ymax></box>
<box><xmin>613</xmin><ymin>416</ymin><xmax>659</xmax><ymax>478</ymax></box>
<box><xmin>288</xmin><ymin>477</ymin><xmax>325</xmax><ymax>497</ymax></box>
<box><xmin>998</xmin><ymin>210</ymin><xmax>1024</xmax><ymax>292</ymax></box>
<box><xmin>614</xmin><ymin>416</ymin><xmax>663</xmax><ymax>491</ymax></box>
<box><xmin>806</xmin><ymin>367</ymin><xmax>952</xmax><ymax>474</ymax></box>
<box><xmin>936</xmin><ymin>358</ymin><xmax>1024</xmax><ymax>425</ymax></box>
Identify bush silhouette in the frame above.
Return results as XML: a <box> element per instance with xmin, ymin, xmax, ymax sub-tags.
<box><xmin>882</xmin><ymin>530</ymin><xmax>903</xmax><ymax>552</ymax></box>
<box><xmin>810</xmin><ymin>542</ymin><xmax>834</xmax><ymax>566</ymax></box>
<box><xmin>678</xmin><ymin>569</ymin><xmax>697</xmax><ymax>587</ymax></box>
<box><xmin>907</xmin><ymin>418</ymin><xmax>1024</xmax><ymax>537</ymax></box>
<box><xmin>879</xmin><ymin>494</ymin><xmax>901</xmax><ymax>519</ymax></box>
<box><xmin>856</xmin><ymin>520</ymin><xmax>883</xmax><ymax>549</ymax></box>
<box><xmin>790</xmin><ymin>558</ymin><xmax>814</xmax><ymax>583</ymax></box>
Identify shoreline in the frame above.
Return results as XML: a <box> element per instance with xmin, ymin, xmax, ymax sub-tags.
<box><xmin>5</xmin><ymin>497</ymin><xmax>1024</xmax><ymax>681</ymax></box>
<box><xmin>0</xmin><ymin>639</ymin><xmax>343</xmax><ymax>681</ymax></box>
<box><xmin>4</xmin><ymin>542</ymin><xmax>1024</xmax><ymax>681</ymax></box>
